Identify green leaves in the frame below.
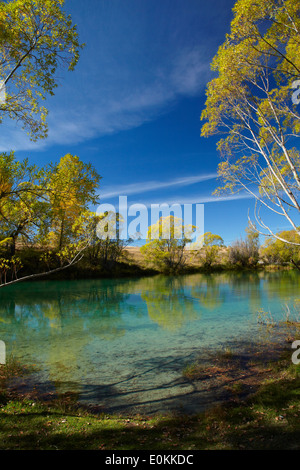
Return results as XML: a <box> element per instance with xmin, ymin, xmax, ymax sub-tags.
<box><xmin>0</xmin><ymin>255</ymin><xmax>23</xmax><ymax>283</ymax></box>
<box><xmin>141</xmin><ymin>216</ymin><xmax>194</xmax><ymax>273</ymax></box>
<box><xmin>261</xmin><ymin>229</ymin><xmax>300</xmax><ymax>265</ymax></box>
<box><xmin>45</xmin><ymin>154</ymin><xmax>101</xmax><ymax>250</ymax></box>
<box><xmin>0</xmin><ymin>0</ymin><xmax>84</xmax><ymax>139</ymax></box>
<box><xmin>0</xmin><ymin>152</ymin><xmax>101</xmax><ymax>259</ymax></box>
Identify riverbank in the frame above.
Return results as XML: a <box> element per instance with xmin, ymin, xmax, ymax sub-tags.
<box><xmin>0</xmin><ymin>323</ymin><xmax>299</xmax><ymax>450</ymax></box>
<box><xmin>10</xmin><ymin>245</ymin><xmax>295</xmax><ymax>284</ymax></box>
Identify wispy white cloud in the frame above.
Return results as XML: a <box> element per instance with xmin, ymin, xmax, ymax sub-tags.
<box><xmin>170</xmin><ymin>47</ymin><xmax>210</xmax><ymax>96</ymax></box>
<box><xmin>100</xmin><ymin>172</ymin><xmax>217</xmax><ymax>199</ymax></box>
<box><xmin>0</xmin><ymin>46</ymin><xmax>211</xmax><ymax>152</ymax></box>
<box><xmin>129</xmin><ymin>192</ymin><xmax>255</xmax><ymax>208</ymax></box>
<box><xmin>0</xmin><ymin>125</ymin><xmax>46</xmax><ymax>152</ymax></box>
<box><xmin>47</xmin><ymin>46</ymin><xmax>211</xmax><ymax>146</ymax></box>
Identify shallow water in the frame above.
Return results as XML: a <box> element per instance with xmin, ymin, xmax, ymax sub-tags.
<box><xmin>0</xmin><ymin>271</ymin><xmax>299</xmax><ymax>414</ymax></box>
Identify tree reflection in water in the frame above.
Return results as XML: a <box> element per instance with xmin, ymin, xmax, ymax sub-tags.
<box><xmin>0</xmin><ymin>270</ymin><xmax>299</xmax><ymax>408</ymax></box>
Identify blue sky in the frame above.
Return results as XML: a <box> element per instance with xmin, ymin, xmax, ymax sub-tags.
<box><xmin>2</xmin><ymin>0</ymin><xmax>291</xmax><ymax>245</ymax></box>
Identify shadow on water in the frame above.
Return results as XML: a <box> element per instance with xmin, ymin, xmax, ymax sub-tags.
<box><xmin>7</xmin><ymin>349</ymin><xmax>231</xmax><ymax>415</ymax></box>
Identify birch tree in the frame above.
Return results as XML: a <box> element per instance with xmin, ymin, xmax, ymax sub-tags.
<box><xmin>201</xmin><ymin>0</ymin><xmax>300</xmax><ymax>245</ymax></box>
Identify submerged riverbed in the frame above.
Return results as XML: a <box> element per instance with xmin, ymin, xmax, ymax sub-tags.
<box><xmin>0</xmin><ymin>271</ymin><xmax>299</xmax><ymax>414</ymax></box>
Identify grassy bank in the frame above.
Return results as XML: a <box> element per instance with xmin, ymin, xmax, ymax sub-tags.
<box><xmin>0</xmin><ymin>334</ymin><xmax>299</xmax><ymax>450</ymax></box>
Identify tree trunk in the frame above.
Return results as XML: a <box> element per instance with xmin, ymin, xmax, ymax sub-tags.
<box><xmin>291</xmin><ymin>259</ymin><xmax>300</xmax><ymax>271</ymax></box>
<box><xmin>9</xmin><ymin>236</ymin><xmax>16</xmax><ymax>257</ymax></box>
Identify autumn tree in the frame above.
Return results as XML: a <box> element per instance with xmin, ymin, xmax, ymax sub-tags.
<box><xmin>0</xmin><ymin>1</ymin><xmax>89</xmax><ymax>288</ymax></box>
<box><xmin>43</xmin><ymin>154</ymin><xmax>101</xmax><ymax>250</ymax></box>
<box><xmin>0</xmin><ymin>154</ymin><xmax>101</xmax><ymax>287</ymax></box>
<box><xmin>78</xmin><ymin>211</ymin><xmax>129</xmax><ymax>270</ymax></box>
<box><xmin>260</xmin><ymin>229</ymin><xmax>300</xmax><ymax>268</ymax></box>
<box><xmin>201</xmin><ymin>0</ymin><xmax>300</xmax><ymax>245</ymax></box>
<box><xmin>0</xmin><ymin>0</ymin><xmax>83</xmax><ymax>139</ymax></box>
<box><xmin>0</xmin><ymin>153</ymin><xmax>101</xmax><ymax>256</ymax></box>
<box><xmin>0</xmin><ymin>151</ymin><xmax>50</xmax><ymax>255</ymax></box>
<box><xmin>198</xmin><ymin>232</ymin><xmax>224</xmax><ymax>268</ymax></box>
<box><xmin>0</xmin><ymin>0</ymin><xmax>84</xmax><ymax>229</ymax></box>
<box><xmin>141</xmin><ymin>215</ymin><xmax>195</xmax><ymax>273</ymax></box>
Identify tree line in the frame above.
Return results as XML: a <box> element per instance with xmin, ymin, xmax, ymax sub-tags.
<box><xmin>140</xmin><ymin>217</ymin><xmax>300</xmax><ymax>273</ymax></box>
<box><xmin>0</xmin><ymin>162</ymin><xmax>299</xmax><ymax>284</ymax></box>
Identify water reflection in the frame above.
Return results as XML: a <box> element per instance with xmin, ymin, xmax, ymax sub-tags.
<box><xmin>262</xmin><ymin>270</ymin><xmax>300</xmax><ymax>301</ymax></box>
<box><xmin>0</xmin><ymin>280</ymin><xmax>132</xmax><ymax>336</ymax></box>
<box><xmin>187</xmin><ymin>274</ymin><xmax>226</xmax><ymax>310</ymax></box>
<box><xmin>140</xmin><ymin>276</ymin><xmax>200</xmax><ymax>330</ymax></box>
<box><xmin>1</xmin><ymin>271</ymin><xmax>300</xmax><ymax>335</ymax></box>
<box><xmin>0</xmin><ymin>270</ymin><xmax>299</xmax><ymax>404</ymax></box>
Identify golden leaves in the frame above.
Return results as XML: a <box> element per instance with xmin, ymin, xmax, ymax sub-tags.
<box><xmin>0</xmin><ymin>0</ymin><xmax>84</xmax><ymax>140</ymax></box>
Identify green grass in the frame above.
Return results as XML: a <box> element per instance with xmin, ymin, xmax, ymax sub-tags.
<box><xmin>0</xmin><ymin>346</ymin><xmax>299</xmax><ymax>450</ymax></box>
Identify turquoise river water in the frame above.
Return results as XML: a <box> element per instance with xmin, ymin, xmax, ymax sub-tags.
<box><xmin>0</xmin><ymin>270</ymin><xmax>299</xmax><ymax>414</ymax></box>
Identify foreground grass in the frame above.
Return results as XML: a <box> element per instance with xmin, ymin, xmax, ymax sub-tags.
<box><xmin>0</xmin><ymin>345</ymin><xmax>299</xmax><ymax>450</ymax></box>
